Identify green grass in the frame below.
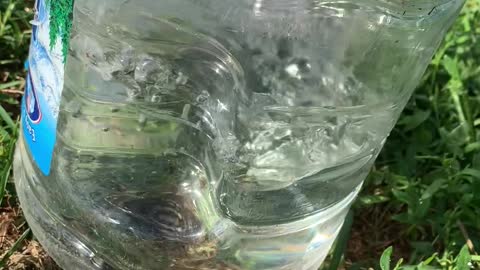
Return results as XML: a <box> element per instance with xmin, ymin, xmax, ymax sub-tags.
<box><xmin>1</xmin><ymin>0</ymin><xmax>480</xmax><ymax>269</ymax></box>
<box><xmin>346</xmin><ymin>0</ymin><xmax>480</xmax><ymax>268</ymax></box>
<box><xmin>0</xmin><ymin>0</ymin><xmax>33</xmax><ymax>267</ymax></box>
<box><xmin>1</xmin><ymin>0</ymin><xmax>29</xmax><ymax>203</ymax></box>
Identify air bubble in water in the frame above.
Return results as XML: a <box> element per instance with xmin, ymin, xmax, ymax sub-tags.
<box><xmin>150</xmin><ymin>94</ymin><xmax>162</xmax><ymax>103</ymax></box>
<box><xmin>175</xmin><ymin>71</ymin><xmax>188</xmax><ymax>85</ymax></box>
<box><xmin>285</xmin><ymin>58</ymin><xmax>311</xmax><ymax>80</ymax></box>
<box><xmin>195</xmin><ymin>90</ymin><xmax>210</xmax><ymax>104</ymax></box>
<box><xmin>134</xmin><ymin>55</ymin><xmax>172</xmax><ymax>84</ymax></box>
<box><xmin>119</xmin><ymin>47</ymin><xmax>136</xmax><ymax>73</ymax></box>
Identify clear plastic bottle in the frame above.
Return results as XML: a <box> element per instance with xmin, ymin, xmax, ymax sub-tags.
<box><xmin>15</xmin><ymin>0</ymin><xmax>464</xmax><ymax>269</ymax></box>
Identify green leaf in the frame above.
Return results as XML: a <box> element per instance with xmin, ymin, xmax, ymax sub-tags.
<box><xmin>416</xmin><ymin>266</ymin><xmax>438</xmax><ymax>270</ymax></box>
<box><xmin>358</xmin><ymin>195</ymin><xmax>390</xmax><ymax>206</ymax></box>
<box><xmin>0</xmin><ymin>128</ymin><xmax>11</xmax><ymax>141</ymax></box>
<box><xmin>442</xmin><ymin>55</ymin><xmax>461</xmax><ymax>79</ymax></box>
<box><xmin>458</xmin><ymin>168</ymin><xmax>480</xmax><ymax>179</ymax></box>
<box><xmin>456</xmin><ymin>245</ymin><xmax>471</xmax><ymax>270</ymax></box>
<box><xmin>398</xmin><ymin>110</ymin><xmax>431</xmax><ymax>131</ymax></box>
<box><xmin>465</xmin><ymin>142</ymin><xmax>480</xmax><ymax>153</ymax></box>
<box><xmin>421</xmin><ymin>179</ymin><xmax>446</xmax><ymax>200</ymax></box>
<box><xmin>422</xmin><ymin>253</ymin><xmax>438</xmax><ymax>265</ymax></box>
<box><xmin>456</xmin><ymin>35</ymin><xmax>469</xmax><ymax>44</ymax></box>
<box><xmin>393</xmin><ymin>258</ymin><xmax>403</xmax><ymax>270</ymax></box>
<box><xmin>380</xmin><ymin>246</ymin><xmax>393</xmax><ymax>270</ymax></box>
<box><xmin>400</xmin><ymin>266</ymin><xmax>417</xmax><ymax>270</ymax></box>
<box><xmin>392</xmin><ymin>189</ymin><xmax>411</xmax><ymax>205</ymax></box>
<box><xmin>473</xmin><ymin>154</ymin><xmax>480</xmax><ymax>169</ymax></box>
<box><xmin>415</xmin><ymin>196</ymin><xmax>432</xmax><ymax>219</ymax></box>
<box><xmin>0</xmin><ymin>105</ymin><xmax>16</xmax><ymax>131</ymax></box>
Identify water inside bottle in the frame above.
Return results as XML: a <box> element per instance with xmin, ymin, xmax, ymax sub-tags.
<box><xmin>17</xmin><ymin>0</ymin><xmax>456</xmax><ymax>268</ymax></box>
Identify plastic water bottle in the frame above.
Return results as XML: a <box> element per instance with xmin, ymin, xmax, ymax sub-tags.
<box><xmin>14</xmin><ymin>0</ymin><xmax>464</xmax><ymax>269</ymax></box>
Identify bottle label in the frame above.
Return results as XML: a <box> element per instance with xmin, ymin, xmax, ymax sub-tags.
<box><xmin>22</xmin><ymin>0</ymin><xmax>74</xmax><ymax>175</ymax></box>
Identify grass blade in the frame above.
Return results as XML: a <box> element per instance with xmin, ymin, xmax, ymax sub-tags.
<box><xmin>327</xmin><ymin>210</ymin><xmax>354</xmax><ymax>270</ymax></box>
<box><xmin>0</xmin><ymin>132</ymin><xmax>16</xmax><ymax>206</ymax></box>
<box><xmin>0</xmin><ymin>228</ymin><xmax>31</xmax><ymax>268</ymax></box>
<box><xmin>0</xmin><ymin>0</ymin><xmax>16</xmax><ymax>38</ymax></box>
<box><xmin>0</xmin><ymin>105</ymin><xmax>16</xmax><ymax>131</ymax></box>
<box><xmin>0</xmin><ymin>162</ymin><xmax>12</xmax><ymax>206</ymax></box>
<box><xmin>0</xmin><ymin>80</ymin><xmax>23</xmax><ymax>90</ymax></box>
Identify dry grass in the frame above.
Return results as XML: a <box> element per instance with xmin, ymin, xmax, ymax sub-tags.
<box><xmin>0</xmin><ymin>200</ymin><xmax>58</xmax><ymax>270</ymax></box>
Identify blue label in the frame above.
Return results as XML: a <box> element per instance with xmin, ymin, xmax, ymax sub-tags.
<box><xmin>22</xmin><ymin>0</ymin><xmax>65</xmax><ymax>175</ymax></box>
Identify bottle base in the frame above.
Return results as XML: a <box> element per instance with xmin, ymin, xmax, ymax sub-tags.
<box><xmin>14</xmin><ymin>137</ymin><xmax>359</xmax><ymax>270</ymax></box>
